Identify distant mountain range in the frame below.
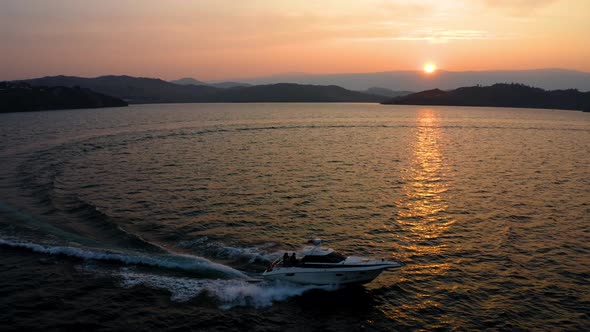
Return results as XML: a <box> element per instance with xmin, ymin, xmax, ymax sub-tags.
<box><xmin>18</xmin><ymin>76</ymin><xmax>386</xmax><ymax>104</ymax></box>
<box><xmin>11</xmin><ymin>73</ymin><xmax>590</xmax><ymax>112</ymax></box>
<box><xmin>0</xmin><ymin>81</ymin><xmax>127</xmax><ymax>113</ymax></box>
<box><xmin>362</xmin><ymin>87</ymin><xmax>413</xmax><ymax>98</ymax></box>
<box><xmin>170</xmin><ymin>77</ymin><xmax>252</xmax><ymax>89</ymax></box>
<box><xmin>19</xmin><ymin>75</ymin><xmax>219</xmax><ymax>104</ymax></box>
<box><xmin>383</xmin><ymin>83</ymin><xmax>590</xmax><ymax>111</ymax></box>
<box><xmin>200</xmin><ymin>83</ymin><xmax>384</xmax><ymax>102</ymax></box>
<box><xmin>171</xmin><ymin>77</ymin><xmax>411</xmax><ymax>97</ymax></box>
<box><xmin>168</xmin><ymin>77</ymin><xmax>207</xmax><ymax>86</ymax></box>
<box><xmin>231</xmin><ymin>69</ymin><xmax>590</xmax><ymax>92</ymax></box>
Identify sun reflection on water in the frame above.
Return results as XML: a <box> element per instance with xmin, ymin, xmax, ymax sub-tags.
<box><xmin>395</xmin><ymin>108</ymin><xmax>455</xmax><ymax>257</ymax></box>
<box><xmin>380</xmin><ymin>109</ymin><xmax>457</xmax><ymax>323</ymax></box>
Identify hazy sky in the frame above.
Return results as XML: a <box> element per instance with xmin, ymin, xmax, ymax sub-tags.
<box><xmin>1</xmin><ymin>0</ymin><xmax>589</xmax><ymax>80</ymax></box>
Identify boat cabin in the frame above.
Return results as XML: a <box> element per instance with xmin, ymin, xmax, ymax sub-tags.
<box><xmin>300</xmin><ymin>251</ymin><xmax>346</xmax><ymax>264</ymax></box>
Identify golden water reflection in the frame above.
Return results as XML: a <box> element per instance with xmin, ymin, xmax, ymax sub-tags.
<box><xmin>381</xmin><ymin>109</ymin><xmax>457</xmax><ymax>323</ymax></box>
<box><xmin>395</xmin><ymin>108</ymin><xmax>455</xmax><ymax>256</ymax></box>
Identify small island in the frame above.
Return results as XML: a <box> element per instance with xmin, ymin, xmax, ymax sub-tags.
<box><xmin>0</xmin><ymin>82</ymin><xmax>128</xmax><ymax>113</ymax></box>
<box><xmin>382</xmin><ymin>83</ymin><xmax>590</xmax><ymax>112</ymax></box>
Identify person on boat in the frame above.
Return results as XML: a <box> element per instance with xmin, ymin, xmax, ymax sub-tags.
<box><xmin>283</xmin><ymin>252</ymin><xmax>290</xmax><ymax>266</ymax></box>
<box><xmin>290</xmin><ymin>252</ymin><xmax>298</xmax><ymax>266</ymax></box>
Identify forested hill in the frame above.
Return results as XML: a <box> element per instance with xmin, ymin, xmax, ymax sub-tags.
<box><xmin>382</xmin><ymin>83</ymin><xmax>590</xmax><ymax>111</ymax></box>
<box><xmin>0</xmin><ymin>82</ymin><xmax>128</xmax><ymax>113</ymax></box>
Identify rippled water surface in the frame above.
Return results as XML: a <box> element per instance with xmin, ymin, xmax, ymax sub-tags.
<box><xmin>1</xmin><ymin>103</ymin><xmax>589</xmax><ymax>330</ymax></box>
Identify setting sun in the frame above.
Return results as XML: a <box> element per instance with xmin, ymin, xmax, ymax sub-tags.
<box><xmin>424</xmin><ymin>63</ymin><xmax>437</xmax><ymax>74</ymax></box>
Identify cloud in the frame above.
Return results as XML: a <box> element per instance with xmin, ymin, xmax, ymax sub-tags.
<box><xmin>482</xmin><ymin>0</ymin><xmax>557</xmax><ymax>15</ymax></box>
<box><xmin>347</xmin><ymin>29</ymin><xmax>495</xmax><ymax>44</ymax></box>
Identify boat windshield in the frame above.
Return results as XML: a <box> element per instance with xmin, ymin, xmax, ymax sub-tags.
<box><xmin>301</xmin><ymin>251</ymin><xmax>346</xmax><ymax>263</ymax></box>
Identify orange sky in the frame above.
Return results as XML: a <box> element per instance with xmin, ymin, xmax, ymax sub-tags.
<box><xmin>1</xmin><ymin>0</ymin><xmax>589</xmax><ymax>80</ymax></box>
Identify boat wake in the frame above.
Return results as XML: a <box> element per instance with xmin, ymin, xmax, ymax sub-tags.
<box><xmin>0</xmin><ymin>237</ymin><xmax>246</xmax><ymax>278</ymax></box>
<box><xmin>0</xmin><ymin>237</ymin><xmax>338</xmax><ymax>308</ymax></box>
<box><xmin>178</xmin><ymin>236</ymin><xmax>283</xmax><ymax>264</ymax></box>
<box><xmin>88</xmin><ymin>266</ymin><xmax>337</xmax><ymax>309</ymax></box>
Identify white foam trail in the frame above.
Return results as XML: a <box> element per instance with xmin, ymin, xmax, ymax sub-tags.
<box><xmin>178</xmin><ymin>237</ymin><xmax>283</xmax><ymax>263</ymax></box>
<box><xmin>114</xmin><ymin>268</ymin><xmax>337</xmax><ymax>308</ymax></box>
<box><xmin>212</xmin><ymin>244</ymin><xmax>283</xmax><ymax>263</ymax></box>
<box><xmin>0</xmin><ymin>238</ymin><xmax>247</xmax><ymax>278</ymax></box>
<box><xmin>3</xmin><ymin>237</ymin><xmax>340</xmax><ymax>308</ymax></box>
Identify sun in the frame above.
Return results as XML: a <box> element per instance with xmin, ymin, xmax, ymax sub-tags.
<box><xmin>423</xmin><ymin>63</ymin><xmax>437</xmax><ymax>74</ymax></box>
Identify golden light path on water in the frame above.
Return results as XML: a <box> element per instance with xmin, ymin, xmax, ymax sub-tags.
<box><xmin>397</xmin><ymin>108</ymin><xmax>454</xmax><ymax>241</ymax></box>
<box><xmin>381</xmin><ymin>108</ymin><xmax>457</xmax><ymax>323</ymax></box>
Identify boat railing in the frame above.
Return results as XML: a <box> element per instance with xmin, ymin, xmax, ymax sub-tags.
<box><xmin>266</xmin><ymin>258</ymin><xmax>305</xmax><ymax>271</ymax></box>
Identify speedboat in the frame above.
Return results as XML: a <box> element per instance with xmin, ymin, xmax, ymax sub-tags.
<box><xmin>262</xmin><ymin>240</ymin><xmax>401</xmax><ymax>285</ymax></box>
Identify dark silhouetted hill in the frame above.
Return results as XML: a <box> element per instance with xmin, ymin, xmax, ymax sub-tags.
<box><xmin>208</xmin><ymin>81</ymin><xmax>252</xmax><ymax>89</ymax></box>
<box><xmin>362</xmin><ymin>87</ymin><xmax>413</xmax><ymax>98</ymax></box>
<box><xmin>0</xmin><ymin>82</ymin><xmax>127</xmax><ymax>113</ymax></box>
<box><xmin>382</xmin><ymin>83</ymin><xmax>590</xmax><ymax>111</ymax></box>
<box><xmin>170</xmin><ymin>77</ymin><xmax>252</xmax><ymax>89</ymax></box>
<box><xmin>169</xmin><ymin>77</ymin><xmax>208</xmax><ymax>86</ymax></box>
<box><xmin>204</xmin><ymin>83</ymin><xmax>385</xmax><ymax>102</ymax></box>
<box><xmin>21</xmin><ymin>75</ymin><xmax>220</xmax><ymax>104</ymax></box>
<box><xmin>19</xmin><ymin>76</ymin><xmax>385</xmax><ymax>103</ymax></box>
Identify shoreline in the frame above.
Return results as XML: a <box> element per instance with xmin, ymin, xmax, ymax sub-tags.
<box><xmin>1</xmin><ymin>101</ymin><xmax>588</xmax><ymax>115</ymax></box>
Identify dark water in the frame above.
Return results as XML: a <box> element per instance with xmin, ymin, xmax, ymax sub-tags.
<box><xmin>1</xmin><ymin>103</ymin><xmax>589</xmax><ymax>331</ymax></box>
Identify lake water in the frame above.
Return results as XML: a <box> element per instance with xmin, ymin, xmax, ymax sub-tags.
<box><xmin>1</xmin><ymin>103</ymin><xmax>589</xmax><ymax>330</ymax></box>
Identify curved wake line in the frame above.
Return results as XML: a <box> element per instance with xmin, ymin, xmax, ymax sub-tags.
<box><xmin>0</xmin><ymin>238</ymin><xmax>247</xmax><ymax>278</ymax></box>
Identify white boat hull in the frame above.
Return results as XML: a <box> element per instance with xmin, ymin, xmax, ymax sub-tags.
<box><xmin>262</xmin><ymin>265</ymin><xmax>397</xmax><ymax>285</ymax></box>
